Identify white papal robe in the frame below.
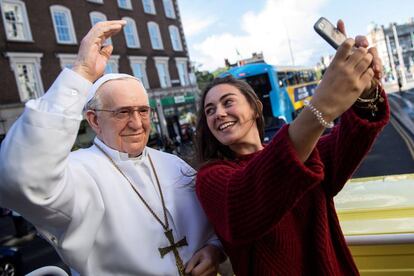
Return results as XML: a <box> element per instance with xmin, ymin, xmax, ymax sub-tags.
<box><xmin>0</xmin><ymin>69</ymin><xmax>220</xmax><ymax>275</ymax></box>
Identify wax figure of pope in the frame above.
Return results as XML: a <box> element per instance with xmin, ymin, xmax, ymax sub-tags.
<box><xmin>0</xmin><ymin>21</ymin><xmax>223</xmax><ymax>276</ymax></box>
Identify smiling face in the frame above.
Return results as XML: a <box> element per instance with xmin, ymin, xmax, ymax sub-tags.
<box><xmin>87</xmin><ymin>78</ymin><xmax>151</xmax><ymax>157</ymax></box>
<box><xmin>204</xmin><ymin>83</ymin><xmax>263</xmax><ymax>154</ymax></box>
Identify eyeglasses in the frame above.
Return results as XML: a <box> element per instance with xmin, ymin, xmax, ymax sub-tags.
<box><xmin>93</xmin><ymin>106</ymin><xmax>153</xmax><ymax>120</ymax></box>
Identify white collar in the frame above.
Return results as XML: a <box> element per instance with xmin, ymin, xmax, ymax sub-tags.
<box><xmin>93</xmin><ymin>137</ymin><xmax>148</xmax><ymax>162</ymax></box>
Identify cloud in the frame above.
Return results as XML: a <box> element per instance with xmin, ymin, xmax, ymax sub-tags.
<box><xmin>181</xmin><ymin>16</ymin><xmax>217</xmax><ymax>38</ymax></box>
<box><xmin>188</xmin><ymin>0</ymin><xmax>329</xmax><ymax>71</ymax></box>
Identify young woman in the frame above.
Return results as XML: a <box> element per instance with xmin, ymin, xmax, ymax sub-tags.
<box><xmin>195</xmin><ymin>28</ymin><xmax>390</xmax><ymax>275</ymax></box>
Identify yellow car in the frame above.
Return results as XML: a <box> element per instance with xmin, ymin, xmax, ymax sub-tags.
<box><xmin>335</xmin><ymin>174</ymin><xmax>414</xmax><ymax>275</ymax></box>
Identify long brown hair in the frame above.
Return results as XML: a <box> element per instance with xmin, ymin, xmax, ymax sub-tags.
<box><xmin>195</xmin><ymin>75</ymin><xmax>265</xmax><ymax>165</ymax></box>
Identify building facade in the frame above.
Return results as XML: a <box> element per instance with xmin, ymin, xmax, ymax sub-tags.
<box><xmin>367</xmin><ymin>19</ymin><xmax>414</xmax><ymax>85</ymax></box>
<box><xmin>0</xmin><ymin>0</ymin><xmax>198</xmax><ymax>144</ymax></box>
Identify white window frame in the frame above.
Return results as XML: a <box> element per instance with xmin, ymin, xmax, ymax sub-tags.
<box><xmin>56</xmin><ymin>53</ymin><xmax>119</xmax><ymax>73</ymax></box>
<box><xmin>117</xmin><ymin>0</ymin><xmax>132</xmax><ymax>10</ymax></box>
<box><xmin>104</xmin><ymin>55</ymin><xmax>120</xmax><ymax>74</ymax></box>
<box><xmin>169</xmin><ymin>25</ymin><xmax>183</xmax><ymax>51</ymax></box>
<box><xmin>122</xmin><ymin>17</ymin><xmax>140</xmax><ymax>48</ymax></box>
<box><xmin>89</xmin><ymin>11</ymin><xmax>107</xmax><ymax>25</ymax></box>
<box><xmin>128</xmin><ymin>56</ymin><xmax>150</xmax><ymax>89</ymax></box>
<box><xmin>1</xmin><ymin>0</ymin><xmax>33</xmax><ymax>41</ymax></box>
<box><xmin>154</xmin><ymin>56</ymin><xmax>171</xmax><ymax>88</ymax></box>
<box><xmin>175</xmin><ymin>57</ymin><xmax>189</xmax><ymax>86</ymax></box>
<box><xmin>142</xmin><ymin>0</ymin><xmax>156</xmax><ymax>14</ymax></box>
<box><xmin>87</xmin><ymin>0</ymin><xmax>103</xmax><ymax>3</ymax></box>
<box><xmin>162</xmin><ymin>0</ymin><xmax>176</xmax><ymax>19</ymax></box>
<box><xmin>5</xmin><ymin>52</ymin><xmax>44</xmax><ymax>102</ymax></box>
<box><xmin>148</xmin><ymin>21</ymin><xmax>163</xmax><ymax>50</ymax></box>
<box><xmin>50</xmin><ymin>5</ymin><xmax>77</xmax><ymax>44</ymax></box>
<box><xmin>56</xmin><ymin>53</ymin><xmax>77</xmax><ymax>69</ymax></box>
<box><xmin>89</xmin><ymin>11</ymin><xmax>112</xmax><ymax>45</ymax></box>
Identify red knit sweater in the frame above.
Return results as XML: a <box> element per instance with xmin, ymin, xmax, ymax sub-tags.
<box><xmin>196</xmin><ymin>97</ymin><xmax>389</xmax><ymax>275</ymax></box>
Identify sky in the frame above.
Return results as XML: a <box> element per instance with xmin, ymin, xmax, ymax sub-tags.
<box><xmin>177</xmin><ymin>0</ymin><xmax>414</xmax><ymax>71</ymax></box>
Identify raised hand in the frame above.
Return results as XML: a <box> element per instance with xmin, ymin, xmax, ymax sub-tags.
<box><xmin>311</xmin><ymin>38</ymin><xmax>374</xmax><ymax>122</ymax></box>
<box><xmin>72</xmin><ymin>20</ymin><xmax>126</xmax><ymax>83</ymax></box>
<box><xmin>337</xmin><ymin>19</ymin><xmax>383</xmax><ymax>92</ymax></box>
<box><xmin>288</xmin><ymin>19</ymin><xmax>384</xmax><ymax>163</ymax></box>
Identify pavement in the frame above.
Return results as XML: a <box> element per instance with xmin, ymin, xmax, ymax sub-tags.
<box><xmin>353</xmin><ymin>83</ymin><xmax>414</xmax><ymax>178</ymax></box>
<box><xmin>383</xmin><ymin>80</ymin><xmax>414</xmax><ymax>94</ymax></box>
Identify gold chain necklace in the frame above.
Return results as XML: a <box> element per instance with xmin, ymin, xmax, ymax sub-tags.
<box><xmin>94</xmin><ymin>142</ymin><xmax>188</xmax><ymax>276</ymax></box>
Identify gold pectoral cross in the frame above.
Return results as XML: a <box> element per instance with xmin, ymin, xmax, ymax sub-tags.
<box><xmin>158</xmin><ymin>229</ymin><xmax>188</xmax><ymax>276</ymax></box>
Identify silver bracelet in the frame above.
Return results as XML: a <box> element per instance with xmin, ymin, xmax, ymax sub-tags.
<box><xmin>304</xmin><ymin>100</ymin><xmax>334</xmax><ymax>129</ymax></box>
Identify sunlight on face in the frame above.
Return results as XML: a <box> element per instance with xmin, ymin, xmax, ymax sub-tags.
<box><xmin>95</xmin><ymin>79</ymin><xmax>151</xmax><ymax>157</ymax></box>
<box><xmin>204</xmin><ymin>84</ymin><xmax>261</xmax><ymax>153</ymax></box>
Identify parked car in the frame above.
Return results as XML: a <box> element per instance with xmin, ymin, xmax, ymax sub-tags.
<box><xmin>0</xmin><ymin>215</ymin><xmax>68</xmax><ymax>276</ymax></box>
<box><xmin>335</xmin><ymin>173</ymin><xmax>414</xmax><ymax>275</ymax></box>
<box><xmin>0</xmin><ymin>247</ymin><xmax>21</xmax><ymax>276</ymax></box>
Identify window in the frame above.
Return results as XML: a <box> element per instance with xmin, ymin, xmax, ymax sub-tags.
<box><xmin>175</xmin><ymin>58</ymin><xmax>189</xmax><ymax>86</ymax></box>
<box><xmin>154</xmin><ymin>57</ymin><xmax>171</xmax><ymax>88</ymax></box>
<box><xmin>50</xmin><ymin>5</ymin><xmax>77</xmax><ymax>44</ymax></box>
<box><xmin>56</xmin><ymin>53</ymin><xmax>118</xmax><ymax>73</ymax></box>
<box><xmin>56</xmin><ymin>53</ymin><xmax>77</xmax><ymax>69</ymax></box>
<box><xmin>122</xmin><ymin>17</ymin><xmax>140</xmax><ymax>48</ymax></box>
<box><xmin>162</xmin><ymin>0</ymin><xmax>175</xmax><ymax>19</ymax></box>
<box><xmin>90</xmin><ymin>11</ymin><xmax>112</xmax><ymax>45</ymax></box>
<box><xmin>1</xmin><ymin>0</ymin><xmax>32</xmax><ymax>41</ymax></box>
<box><xmin>5</xmin><ymin>52</ymin><xmax>44</xmax><ymax>102</ymax></box>
<box><xmin>148</xmin><ymin>22</ymin><xmax>163</xmax><ymax>50</ymax></box>
<box><xmin>87</xmin><ymin>0</ymin><xmax>103</xmax><ymax>3</ymax></box>
<box><xmin>104</xmin><ymin>55</ymin><xmax>120</xmax><ymax>74</ymax></box>
<box><xmin>142</xmin><ymin>0</ymin><xmax>155</xmax><ymax>14</ymax></box>
<box><xmin>128</xmin><ymin>56</ymin><xmax>150</xmax><ymax>89</ymax></box>
<box><xmin>169</xmin><ymin>25</ymin><xmax>183</xmax><ymax>51</ymax></box>
<box><xmin>117</xmin><ymin>0</ymin><xmax>132</xmax><ymax>10</ymax></box>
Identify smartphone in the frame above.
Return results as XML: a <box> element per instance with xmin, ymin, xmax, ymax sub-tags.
<box><xmin>314</xmin><ymin>17</ymin><xmax>347</xmax><ymax>49</ymax></box>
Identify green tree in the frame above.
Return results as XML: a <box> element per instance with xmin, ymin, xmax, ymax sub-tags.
<box><xmin>195</xmin><ymin>70</ymin><xmax>214</xmax><ymax>92</ymax></box>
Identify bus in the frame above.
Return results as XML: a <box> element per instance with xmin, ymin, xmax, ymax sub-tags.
<box><xmin>224</xmin><ymin>62</ymin><xmax>320</xmax><ymax>141</ymax></box>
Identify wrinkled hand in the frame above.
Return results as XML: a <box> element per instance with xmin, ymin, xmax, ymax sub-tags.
<box><xmin>185</xmin><ymin>245</ymin><xmax>222</xmax><ymax>276</ymax></box>
<box><xmin>311</xmin><ymin>20</ymin><xmax>377</xmax><ymax>121</ymax></box>
<box><xmin>72</xmin><ymin>20</ymin><xmax>126</xmax><ymax>82</ymax></box>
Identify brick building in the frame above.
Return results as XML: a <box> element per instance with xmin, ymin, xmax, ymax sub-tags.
<box><xmin>0</xmin><ymin>0</ymin><xmax>198</xmax><ymax>144</ymax></box>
